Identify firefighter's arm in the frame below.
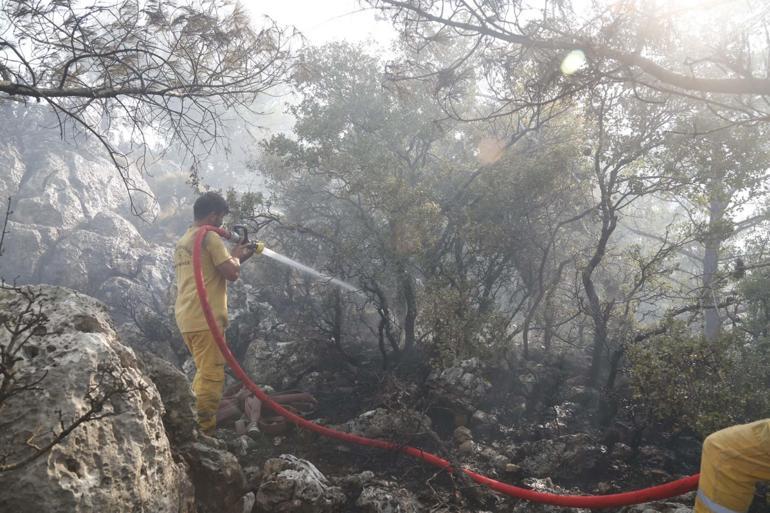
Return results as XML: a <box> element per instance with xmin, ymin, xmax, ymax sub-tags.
<box><xmin>208</xmin><ymin>232</ymin><xmax>242</xmax><ymax>282</ymax></box>
<box><xmin>218</xmin><ymin>242</ymin><xmax>256</xmax><ymax>282</ymax></box>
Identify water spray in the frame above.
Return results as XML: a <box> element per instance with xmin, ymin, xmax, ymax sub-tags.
<box><xmin>228</xmin><ymin>224</ymin><xmax>359</xmax><ymax>294</ymax></box>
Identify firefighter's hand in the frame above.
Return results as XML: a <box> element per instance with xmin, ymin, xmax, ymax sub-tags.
<box><xmin>232</xmin><ymin>243</ymin><xmax>255</xmax><ymax>263</ymax></box>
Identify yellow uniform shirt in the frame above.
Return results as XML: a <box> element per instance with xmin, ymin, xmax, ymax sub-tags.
<box><xmin>174</xmin><ymin>226</ymin><xmax>232</xmax><ymax>333</ymax></box>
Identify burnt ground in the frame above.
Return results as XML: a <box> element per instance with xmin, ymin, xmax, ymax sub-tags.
<box><xmin>210</xmin><ymin>365</ymin><xmax>745</xmax><ymax>513</ymax></box>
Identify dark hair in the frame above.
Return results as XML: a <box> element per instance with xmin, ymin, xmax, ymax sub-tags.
<box><xmin>193</xmin><ymin>191</ymin><xmax>229</xmax><ymax>220</ymax></box>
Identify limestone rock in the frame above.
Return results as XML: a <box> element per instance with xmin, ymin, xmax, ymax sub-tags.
<box><xmin>256</xmin><ymin>454</ymin><xmax>346</xmax><ymax>512</ymax></box>
<box><xmin>8</xmin><ymin>144</ymin><xmax>156</xmax><ymax>229</ymax></box>
<box><xmin>0</xmin><ymin>221</ymin><xmax>58</xmax><ymax>281</ymax></box>
<box><xmin>616</xmin><ymin>493</ymin><xmax>694</xmax><ymax>513</ymax></box>
<box><xmin>510</xmin><ymin>478</ymin><xmax>590</xmax><ymax>513</ymax></box>
<box><xmin>454</xmin><ymin>426</ymin><xmax>473</xmax><ymax>445</ymax></box>
<box><xmin>243</xmin><ymin>337</ymin><xmax>318</xmax><ymax>390</ymax></box>
<box><xmin>518</xmin><ymin>433</ymin><xmax>606</xmax><ymax>479</ymax></box>
<box><xmin>427</xmin><ymin>358</ymin><xmax>492</xmax><ymax>413</ymax></box>
<box><xmin>341</xmin><ymin>408</ymin><xmax>432</xmax><ymax>439</ymax></box>
<box><xmin>356</xmin><ymin>480</ymin><xmax>423</xmax><ymax>513</ymax></box>
<box><xmin>136</xmin><ymin>350</ymin><xmax>198</xmax><ymax>446</ymax></box>
<box><xmin>0</xmin><ymin>143</ymin><xmax>24</xmax><ymax>199</ymax></box>
<box><xmin>182</xmin><ymin>442</ymin><xmax>246</xmax><ymax>513</ymax></box>
<box><xmin>0</xmin><ymin>285</ymin><xmax>194</xmax><ymax>513</ymax></box>
<box><xmin>0</xmin><ymin>113</ymin><xmax>176</xmax><ymax>363</ymax></box>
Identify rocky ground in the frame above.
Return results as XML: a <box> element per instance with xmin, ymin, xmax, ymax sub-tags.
<box><xmin>203</xmin><ymin>359</ymin><xmax>703</xmax><ymax>513</ymax></box>
<box><xmin>0</xmin><ymin>284</ymin><xmax>712</xmax><ymax>513</ymax></box>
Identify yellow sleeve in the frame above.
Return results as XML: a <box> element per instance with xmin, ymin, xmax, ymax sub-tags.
<box><xmin>204</xmin><ymin>232</ymin><xmax>232</xmax><ymax>266</ymax></box>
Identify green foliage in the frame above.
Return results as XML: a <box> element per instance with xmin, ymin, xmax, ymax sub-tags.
<box><xmin>738</xmin><ymin>266</ymin><xmax>770</xmax><ymax>343</ymax></box>
<box><xmin>626</xmin><ymin>325</ymin><xmax>770</xmax><ymax>436</ymax></box>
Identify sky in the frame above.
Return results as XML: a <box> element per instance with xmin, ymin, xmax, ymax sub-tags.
<box><xmin>251</xmin><ymin>0</ymin><xmax>396</xmax><ymax>44</ymax></box>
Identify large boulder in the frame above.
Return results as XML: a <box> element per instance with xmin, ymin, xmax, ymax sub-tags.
<box><xmin>37</xmin><ymin>212</ymin><xmax>171</xmax><ymax>297</ymax></box>
<box><xmin>9</xmin><ymin>145</ymin><xmax>156</xmax><ymax>229</ymax></box>
<box><xmin>0</xmin><ymin>143</ymin><xmax>24</xmax><ymax>199</ymax></box>
<box><xmin>0</xmin><ymin>285</ymin><xmax>194</xmax><ymax>512</ymax></box>
<box><xmin>137</xmin><ymin>351</ymin><xmax>250</xmax><ymax>513</ymax></box>
<box><xmin>136</xmin><ymin>350</ymin><xmax>198</xmax><ymax>446</ymax></box>
<box><xmin>0</xmin><ymin>221</ymin><xmax>59</xmax><ymax>282</ymax></box>
<box><xmin>181</xmin><ymin>442</ymin><xmax>246</xmax><ymax>513</ymax></box>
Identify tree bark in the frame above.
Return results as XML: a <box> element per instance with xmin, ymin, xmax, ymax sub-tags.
<box><xmin>702</xmin><ymin>194</ymin><xmax>727</xmax><ymax>341</ymax></box>
<box><xmin>401</xmin><ymin>271</ymin><xmax>417</xmax><ymax>352</ymax></box>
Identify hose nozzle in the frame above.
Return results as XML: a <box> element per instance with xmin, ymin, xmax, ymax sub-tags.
<box><xmin>229</xmin><ymin>224</ymin><xmax>265</xmax><ymax>255</ymax></box>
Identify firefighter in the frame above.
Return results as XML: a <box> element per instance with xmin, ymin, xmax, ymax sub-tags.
<box><xmin>173</xmin><ymin>191</ymin><xmax>254</xmax><ymax>434</ymax></box>
<box><xmin>695</xmin><ymin>419</ymin><xmax>770</xmax><ymax>513</ymax></box>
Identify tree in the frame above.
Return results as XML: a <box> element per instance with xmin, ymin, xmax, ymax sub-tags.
<box><xmin>256</xmin><ymin>42</ymin><xmax>609</xmax><ymax>372</ymax></box>
<box><xmin>259</xmin><ymin>42</ymin><xmax>454</xmax><ymax>366</ymax></box>
<box><xmin>0</xmin><ymin>0</ymin><xmax>295</xmax><ymax>214</ymax></box>
<box><xmin>666</xmin><ymin>113</ymin><xmax>770</xmax><ymax>341</ymax></box>
<box><xmin>372</xmin><ymin>1</ymin><xmax>770</xmax><ymax>120</ymax></box>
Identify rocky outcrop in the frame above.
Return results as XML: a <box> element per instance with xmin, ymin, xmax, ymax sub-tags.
<box><xmin>37</xmin><ymin>212</ymin><xmax>170</xmax><ymax>293</ymax></box>
<box><xmin>6</xmin><ymin>132</ymin><xmax>156</xmax><ymax>230</ymax></box>
<box><xmin>136</xmin><ymin>350</ymin><xmax>198</xmax><ymax>446</ymax></box>
<box><xmin>0</xmin><ymin>285</ymin><xmax>194</xmax><ymax>513</ymax></box>
<box><xmin>0</xmin><ymin>114</ymin><xmax>181</xmax><ymax>362</ymax></box>
<box><xmin>137</xmin><ymin>350</ymin><xmax>251</xmax><ymax>513</ymax></box>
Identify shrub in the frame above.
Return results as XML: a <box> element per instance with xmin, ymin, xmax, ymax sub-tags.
<box><xmin>626</xmin><ymin>324</ymin><xmax>770</xmax><ymax>436</ymax></box>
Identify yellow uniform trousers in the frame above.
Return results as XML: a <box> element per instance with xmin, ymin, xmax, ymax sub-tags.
<box><xmin>182</xmin><ymin>329</ymin><xmax>226</xmax><ymax>434</ymax></box>
<box><xmin>695</xmin><ymin>419</ymin><xmax>770</xmax><ymax>513</ymax></box>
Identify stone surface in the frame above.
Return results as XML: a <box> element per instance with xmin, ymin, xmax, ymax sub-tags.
<box><xmin>243</xmin><ymin>337</ymin><xmax>318</xmax><ymax>390</ymax></box>
<box><xmin>255</xmin><ymin>454</ymin><xmax>346</xmax><ymax>513</ymax></box>
<box><xmin>518</xmin><ymin>433</ymin><xmax>606</xmax><ymax>479</ymax></box>
<box><xmin>356</xmin><ymin>480</ymin><xmax>423</xmax><ymax>513</ymax></box>
<box><xmin>182</xmin><ymin>442</ymin><xmax>246</xmax><ymax>513</ymax></box>
<box><xmin>616</xmin><ymin>494</ymin><xmax>694</xmax><ymax>513</ymax></box>
<box><xmin>341</xmin><ymin>408</ymin><xmax>432</xmax><ymax>439</ymax></box>
<box><xmin>426</xmin><ymin>358</ymin><xmax>492</xmax><ymax>413</ymax></box>
<box><xmin>136</xmin><ymin>350</ymin><xmax>198</xmax><ymax>446</ymax></box>
<box><xmin>510</xmin><ymin>478</ymin><xmax>590</xmax><ymax>513</ymax></box>
<box><xmin>0</xmin><ymin>221</ymin><xmax>58</xmax><ymax>281</ymax></box>
<box><xmin>137</xmin><ymin>350</ymin><xmax>250</xmax><ymax>513</ymax></box>
<box><xmin>0</xmin><ymin>112</ymin><xmax>176</xmax><ymax>362</ymax></box>
<box><xmin>0</xmin><ymin>285</ymin><xmax>194</xmax><ymax>513</ymax></box>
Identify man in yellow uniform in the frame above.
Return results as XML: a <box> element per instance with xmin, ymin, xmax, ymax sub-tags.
<box><xmin>174</xmin><ymin>191</ymin><xmax>254</xmax><ymax>434</ymax></box>
<box><xmin>695</xmin><ymin>419</ymin><xmax>770</xmax><ymax>513</ymax></box>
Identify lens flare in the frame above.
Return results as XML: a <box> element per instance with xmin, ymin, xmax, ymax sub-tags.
<box><xmin>477</xmin><ymin>137</ymin><xmax>506</xmax><ymax>165</ymax></box>
<box><xmin>561</xmin><ymin>49</ymin><xmax>587</xmax><ymax>75</ymax></box>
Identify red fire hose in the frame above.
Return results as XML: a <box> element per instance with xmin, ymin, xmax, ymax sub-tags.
<box><xmin>192</xmin><ymin>225</ymin><xmax>700</xmax><ymax>508</ymax></box>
